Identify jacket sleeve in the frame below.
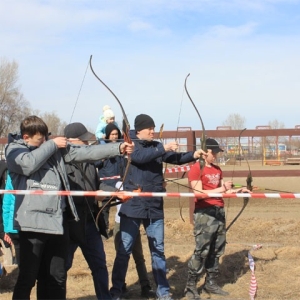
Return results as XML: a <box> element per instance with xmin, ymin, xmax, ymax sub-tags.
<box><xmin>63</xmin><ymin>143</ymin><xmax>122</xmax><ymax>163</ymax></box>
<box><xmin>2</xmin><ymin>175</ymin><xmax>17</xmax><ymax>233</ymax></box>
<box><xmin>163</xmin><ymin>151</ymin><xmax>196</xmax><ymax>165</ymax></box>
<box><xmin>130</xmin><ymin>143</ymin><xmax>165</xmax><ymax>164</ymax></box>
<box><xmin>99</xmin><ymin>181</ymin><xmax>116</xmax><ymax>192</ymax></box>
<box><xmin>6</xmin><ymin>140</ymin><xmax>57</xmax><ymax>176</ymax></box>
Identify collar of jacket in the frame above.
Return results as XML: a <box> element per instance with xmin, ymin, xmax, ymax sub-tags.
<box><xmin>129</xmin><ymin>130</ymin><xmax>156</xmax><ymax>146</ymax></box>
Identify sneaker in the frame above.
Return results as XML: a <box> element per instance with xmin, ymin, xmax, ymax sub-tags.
<box><xmin>141</xmin><ymin>285</ymin><xmax>156</xmax><ymax>299</ymax></box>
<box><xmin>111</xmin><ymin>287</ymin><xmax>124</xmax><ymax>300</ymax></box>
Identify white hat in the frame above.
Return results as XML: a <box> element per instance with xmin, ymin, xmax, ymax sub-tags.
<box><xmin>103</xmin><ymin>105</ymin><xmax>111</xmax><ymax>112</ymax></box>
<box><xmin>103</xmin><ymin>105</ymin><xmax>115</xmax><ymax>120</ymax></box>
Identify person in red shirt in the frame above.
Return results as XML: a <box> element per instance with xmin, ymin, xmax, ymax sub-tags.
<box><xmin>184</xmin><ymin>138</ymin><xmax>251</xmax><ymax>300</ymax></box>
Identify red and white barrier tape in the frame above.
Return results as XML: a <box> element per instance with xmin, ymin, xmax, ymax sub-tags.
<box><xmin>99</xmin><ymin>175</ymin><xmax>120</xmax><ymax>180</ymax></box>
<box><xmin>0</xmin><ymin>190</ymin><xmax>300</xmax><ymax>198</ymax></box>
<box><xmin>163</xmin><ymin>165</ymin><xmax>191</xmax><ymax>173</ymax></box>
<box><xmin>248</xmin><ymin>244</ymin><xmax>262</xmax><ymax>299</ymax></box>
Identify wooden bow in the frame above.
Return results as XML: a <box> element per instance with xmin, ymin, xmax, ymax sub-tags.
<box><xmin>89</xmin><ymin>55</ymin><xmax>132</xmax><ymax>230</ymax></box>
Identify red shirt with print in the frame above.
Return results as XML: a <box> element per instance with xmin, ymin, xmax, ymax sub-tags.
<box><xmin>188</xmin><ymin>161</ymin><xmax>224</xmax><ymax>209</ymax></box>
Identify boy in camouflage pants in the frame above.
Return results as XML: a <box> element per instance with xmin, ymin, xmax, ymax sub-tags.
<box><xmin>184</xmin><ymin>138</ymin><xmax>251</xmax><ymax>300</ymax></box>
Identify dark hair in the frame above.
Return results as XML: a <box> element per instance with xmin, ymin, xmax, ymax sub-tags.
<box><xmin>20</xmin><ymin>115</ymin><xmax>48</xmax><ymax>137</ymax></box>
<box><xmin>105</xmin><ymin>123</ymin><xmax>122</xmax><ymax>140</ymax></box>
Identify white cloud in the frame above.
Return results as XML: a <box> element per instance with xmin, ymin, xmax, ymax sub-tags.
<box><xmin>1</xmin><ymin>0</ymin><xmax>300</xmax><ymax>132</ymax></box>
<box><xmin>205</xmin><ymin>22</ymin><xmax>258</xmax><ymax>39</ymax></box>
<box><xmin>128</xmin><ymin>20</ymin><xmax>153</xmax><ymax>31</ymax></box>
<box><xmin>0</xmin><ymin>1</ymin><xmax>120</xmax><ymax>30</ymax></box>
<box><xmin>128</xmin><ymin>20</ymin><xmax>171</xmax><ymax>36</ymax></box>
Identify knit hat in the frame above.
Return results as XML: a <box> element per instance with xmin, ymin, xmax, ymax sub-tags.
<box><xmin>206</xmin><ymin>138</ymin><xmax>224</xmax><ymax>154</ymax></box>
<box><xmin>103</xmin><ymin>105</ymin><xmax>110</xmax><ymax>111</ymax></box>
<box><xmin>103</xmin><ymin>105</ymin><xmax>115</xmax><ymax>120</ymax></box>
<box><xmin>134</xmin><ymin>114</ymin><xmax>155</xmax><ymax>131</ymax></box>
<box><xmin>64</xmin><ymin>122</ymin><xmax>94</xmax><ymax>141</ymax></box>
<box><xmin>105</xmin><ymin>123</ymin><xmax>122</xmax><ymax>140</ymax></box>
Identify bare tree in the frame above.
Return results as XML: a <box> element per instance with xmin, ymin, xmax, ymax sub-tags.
<box><xmin>266</xmin><ymin>119</ymin><xmax>286</xmax><ymax>149</ymax></box>
<box><xmin>0</xmin><ymin>58</ymin><xmax>31</xmax><ymax>137</ymax></box>
<box><xmin>221</xmin><ymin>113</ymin><xmax>246</xmax><ymax>149</ymax></box>
<box><xmin>268</xmin><ymin>119</ymin><xmax>285</xmax><ymax>129</ymax></box>
<box><xmin>31</xmin><ymin>109</ymin><xmax>67</xmax><ymax>136</ymax></box>
<box><xmin>222</xmin><ymin>113</ymin><xmax>246</xmax><ymax>130</ymax></box>
<box><xmin>0</xmin><ymin>57</ymin><xmax>67</xmax><ymax>138</ymax></box>
<box><xmin>41</xmin><ymin>112</ymin><xmax>67</xmax><ymax>136</ymax></box>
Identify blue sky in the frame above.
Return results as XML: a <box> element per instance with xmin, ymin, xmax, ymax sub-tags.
<box><xmin>1</xmin><ymin>0</ymin><xmax>300</xmax><ymax>132</ymax></box>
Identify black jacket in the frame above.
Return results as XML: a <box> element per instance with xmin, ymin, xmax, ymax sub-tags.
<box><xmin>65</xmin><ymin>162</ymin><xmax>110</xmax><ymax>242</ymax></box>
<box><xmin>119</xmin><ymin>130</ymin><xmax>196</xmax><ymax>219</ymax></box>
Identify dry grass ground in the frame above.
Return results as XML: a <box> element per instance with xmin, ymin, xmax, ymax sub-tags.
<box><xmin>1</xmin><ymin>162</ymin><xmax>300</xmax><ymax>299</ymax></box>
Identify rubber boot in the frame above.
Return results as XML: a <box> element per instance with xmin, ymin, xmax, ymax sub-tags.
<box><xmin>203</xmin><ymin>272</ymin><xmax>229</xmax><ymax>296</ymax></box>
<box><xmin>184</xmin><ymin>275</ymin><xmax>201</xmax><ymax>300</ymax></box>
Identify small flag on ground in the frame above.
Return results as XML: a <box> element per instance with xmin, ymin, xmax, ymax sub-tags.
<box><xmin>248</xmin><ymin>244</ymin><xmax>262</xmax><ymax>299</ymax></box>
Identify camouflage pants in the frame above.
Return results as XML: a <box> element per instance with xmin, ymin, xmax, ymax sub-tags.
<box><xmin>187</xmin><ymin>206</ymin><xmax>226</xmax><ymax>278</ymax></box>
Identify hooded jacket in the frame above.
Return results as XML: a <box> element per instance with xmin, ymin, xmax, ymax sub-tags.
<box><xmin>119</xmin><ymin>130</ymin><xmax>197</xmax><ymax>219</ymax></box>
<box><xmin>96</xmin><ymin>123</ymin><xmax>125</xmax><ymax>189</ymax></box>
<box><xmin>5</xmin><ymin>133</ymin><xmax>123</xmax><ymax>235</ymax></box>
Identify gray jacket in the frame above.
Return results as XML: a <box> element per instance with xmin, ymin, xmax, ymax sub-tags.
<box><xmin>5</xmin><ymin>133</ymin><xmax>123</xmax><ymax>235</ymax></box>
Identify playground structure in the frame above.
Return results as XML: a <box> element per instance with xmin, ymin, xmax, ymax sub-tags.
<box><xmin>0</xmin><ymin>126</ymin><xmax>300</xmax><ymax>165</ymax></box>
<box><xmin>149</xmin><ymin>126</ymin><xmax>300</xmax><ymax>167</ymax></box>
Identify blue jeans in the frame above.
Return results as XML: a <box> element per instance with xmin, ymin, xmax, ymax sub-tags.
<box><xmin>113</xmin><ymin>222</ymin><xmax>150</xmax><ymax>288</ymax></box>
<box><xmin>110</xmin><ymin>217</ymin><xmax>170</xmax><ymax>299</ymax></box>
<box><xmin>66</xmin><ymin>220</ymin><xmax>111</xmax><ymax>300</ymax></box>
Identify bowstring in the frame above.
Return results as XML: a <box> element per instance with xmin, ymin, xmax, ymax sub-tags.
<box><xmin>69</xmin><ymin>59</ymin><xmax>90</xmax><ymax>124</ymax></box>
<box><xmin>63</xmin><ymin>58</ymin><xmax>98</xmax><ymax>230</ymax></box>
<box><xmin>176</xmin><ymin>84</ymin><xmax>186</xmax><ymax>221</ymax></box>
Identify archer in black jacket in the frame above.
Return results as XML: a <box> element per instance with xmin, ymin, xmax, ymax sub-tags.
<box><xmin>64</xmin><ymin>122</ymin><xmax>133</xmax><ymax>300</ymax></box>
<box><xmin>110</xmin><ymin>114</ymin><xmax>205</xmax><ymax>300</ymax></box>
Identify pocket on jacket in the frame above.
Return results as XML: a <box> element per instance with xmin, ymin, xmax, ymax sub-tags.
<box><xmin>26</xmin><ymin>195</ymin><xmax>59</xmax><ymax>213</ymax></box>
<box><xmin>26</xmin><ymin>180</ymin><xmax>60</xmax><ymax>213</ymax></box>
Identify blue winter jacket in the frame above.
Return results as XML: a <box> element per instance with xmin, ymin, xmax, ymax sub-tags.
<box><xmin>95</xmin><ymin>116</ymin><xmax>119</xmax><ymax>141</ymax></box>
<box><xmin>2</xmin><ymin>172</ymin><xmax>18</xmax><ymax>233</ymax></box>
<box><xmin>119</xmin><ymin>130</ymin><xmax>197</xmax><ymax>219</ymax></box>
<box><xmin>96</xmin><ymin>154</ymin><xmax>126</xmax><ymax>189</ymax></box>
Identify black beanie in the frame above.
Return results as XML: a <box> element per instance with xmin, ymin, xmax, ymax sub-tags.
<box><xmin>105</xmin><ymin>123</ymin><xmax>122</xmax><ymax>140</ymax></box>
<box><xmin>134</xmin><ymin>114</ymin><xmax>155</xmax><ymax>131</ymax></box>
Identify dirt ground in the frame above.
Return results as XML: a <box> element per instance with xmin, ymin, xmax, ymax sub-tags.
<box><xmin>1</xmin><ymin>162</ymin><xmax>300</xmax><ymax>299</ymax></box>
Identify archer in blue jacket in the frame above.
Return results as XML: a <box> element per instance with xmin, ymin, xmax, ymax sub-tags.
<box><xmin>110</xmin><ymin>114</ymin><xmax>205</xmax><ymax>300</ymax></box>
